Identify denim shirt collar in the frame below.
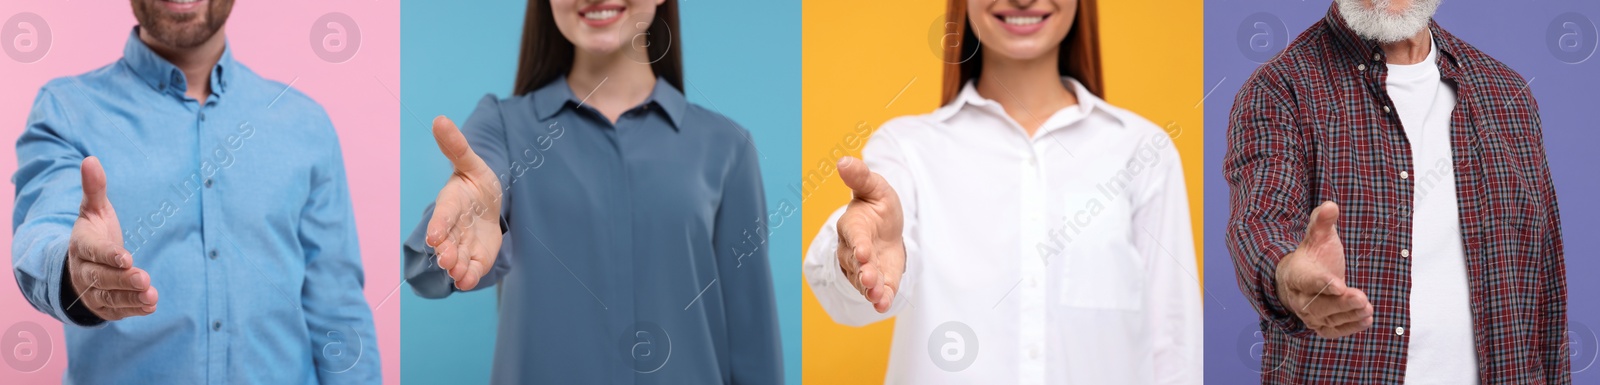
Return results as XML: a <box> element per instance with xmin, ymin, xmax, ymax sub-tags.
<box><xmin>122</xmin><ymin>26</ymin><xmax>235</xmax><ymax>97</ymax></box>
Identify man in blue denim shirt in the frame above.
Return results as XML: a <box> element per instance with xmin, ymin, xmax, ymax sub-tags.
<box><xmin>11</xmin><ymin>1</ymin><xmax>379</xmax><ymax>383</ymax></box>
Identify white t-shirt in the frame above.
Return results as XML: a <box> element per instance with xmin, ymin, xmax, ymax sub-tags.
<box><xmin>1392</xmin><ymin>33</ymin><xmax>1479</xmax><ymax>384</ymax></box>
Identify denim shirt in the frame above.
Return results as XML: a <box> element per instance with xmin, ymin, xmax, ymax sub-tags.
<box><xmin>11</xmin><ymin>28</ymin><xmax>379</xmax><ymax>384</ymax></box>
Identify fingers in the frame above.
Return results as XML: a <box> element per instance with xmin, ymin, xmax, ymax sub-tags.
<box><xmin>79</xmin><ymin>156</ymin><xmax>111</xmax><ymax>214</ymax></box>
<box><xmin>74</xmin><ymin>263</ymin><xmax>150</xmax><ymax>291</ymax></box>
<box><xmin>426</xmin><ymin>186</ymin><xmax>481</xmax><ymax>275</ymax></box>
<box><xmin>867</xmin><ymin>283</ymin><xmax>896</xmax><ymax>313</ymax></box>
<box><xmin>864</xmin><ymin>260</ymin><xmax>903</xmax><ymax>313</ymax></box>
<box><xmin>1292</xmin><ymin>280</ymin><xmax>1362</xmax><ymax>315</ymax></box>
<box><xmin>1304</xmin><ymin>201</ymin><xmax>1340</xmax><ymax>246</ymax></box>
<box><xmin>837</xmin><ymin>157</ymin><xmax>892</xmax><ymax>202</ymax></box>
<box><xmin>834</xmin><ymin>240</ymin><xmax>867</xmax><ymax>295</ymax></box>
<box><xmin>432</xmin><ymin>234</ymin><xmax>459</xmax><ymax>273</ymax></box>
<box><xmin>94</xmin><ymin>299</ymin><xmax>158</xmax><ymax>321</ymax></box>
<box><xmin>424</xmin><ymin>200</ymin><xmax>455</xmax><ymax>248</ymax></box>
<box><xmin>87</xmin><ymin>286</ymin><xmax>158</xmax><ymax>309</ymax></box>
<box><xmin>840</xmin><ymin>227</ymin><xmax>878</xmax><ymax>297</ymax></box>
<box><xmin>444</xmin><ymin>226</ymin><xmax>473</xmax><ymax>278</ymax></box>
<box><xmin>1299</xmin><ymin>288</ymin><xmax>1371</xmax><ymax>333</ymax></box>
<box><xmin>432</xmin><ymin>116</ymin><xmax>490</xmax><ymax>177</ymax></box>
<box><xmin>425</xmin><ymin>195</ymin><xmax>463</xmax><ymax>260</ymax></box>
<box><xmin>858</xmin><ymin>263</ymin><xmax>882</xmax><ymax>293</ymax></box>
<box><xmin>1316</xmin><ymin>311</ymin><xmax>1374</xmax><ymax>339</ymax></box>
<box><xmin>837</xmin><ymin>209</ymin><xmax>877</xmax><ymax>266</ymax></box>
<box><xmin>1321</xmin><ymin>301</ymin><xmax>1374</xmax><ymax>326</ymax></box>
<box><xmin>71</xmin><ymin>239</ymin><xmax>131</xmax><ymax>269</ymax></box>
<box><xmin>455</xmin><ymin>260</ymin><xmax>487</xmax><ymax>291</ymax></box>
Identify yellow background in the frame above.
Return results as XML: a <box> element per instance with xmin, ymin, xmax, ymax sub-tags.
<box><xmin>799</xmin><ymin>0</ymin><xmax>1206</xmax><ymax>383</ymax></box>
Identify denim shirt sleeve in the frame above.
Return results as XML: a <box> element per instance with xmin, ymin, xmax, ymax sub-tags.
<box><xmin>712</xmin><ymin>126</ymin><xmax>784</xmax><ymax>384</ymax></box>
<box><xmin>403</xmin><ymin>95</ymin><xmax>514</xmax><ymax>299</ymax></box>
<box><xmin>297</xmin><ymin>109</ymin><xmax>382</xmax><ymax>384</ymax></box>
<box><xmin>11</xmin><ymin>86</ymin><xmax>100</xmax><ymax>327</ymax></box>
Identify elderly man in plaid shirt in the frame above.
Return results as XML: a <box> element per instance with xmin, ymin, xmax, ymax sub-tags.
<box><xmin>1225</xmin><ymin>0</ymin><xmax>1568</xmax><ymax>383</ymax></box>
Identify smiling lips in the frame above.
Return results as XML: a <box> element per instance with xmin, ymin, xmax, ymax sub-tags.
<box><xmin>159</xmin><ymin>0</ymin><xmax>205</xmax><ymax>13</ymax></box>
<box><xmin>580</xmin><ymin>4</ymin><xmax>625</xmax><ymax>28</ymax></box>
<box><xmin>995</xmin><ymin>10</ymin><xmax>1052</xmax><ymax>35</ymax></box>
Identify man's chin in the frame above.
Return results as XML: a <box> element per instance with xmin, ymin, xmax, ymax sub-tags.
<box><xmin>146</xmin><ymin>22</ymin><xmax>219</xmax><ymax>48</ymax></box>
<box><xmin>1338</xmin><ymin>0</ymin><xmax>1435</xmax><ymax>43</ymax></box>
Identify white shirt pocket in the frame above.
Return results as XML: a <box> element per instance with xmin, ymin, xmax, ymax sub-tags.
<box><xmin>1054</xmin><ymin>192</ymin><xmax>1145</xmax><ymax>311</ymax></box>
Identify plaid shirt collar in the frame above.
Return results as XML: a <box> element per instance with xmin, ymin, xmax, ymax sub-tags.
<box><xmin>1322</xmin><ymin>4</ymin><xmax>1476</xmax><ymax>82</ymax></box>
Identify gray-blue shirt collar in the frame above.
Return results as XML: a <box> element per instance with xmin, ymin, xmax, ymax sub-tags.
<box><xmin>531</xmin><ymin>75</ymin><xmax>687</xmax><ymax>131</ymax></box>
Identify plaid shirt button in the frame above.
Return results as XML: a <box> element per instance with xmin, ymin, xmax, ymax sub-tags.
<box><xmin>1358</xmin><ymin>64</ymin><xmax>1367</xmax><ymax>71</ymax></box>
<box><xmin>1383</xmin><ymin>105</ymin><xmax>1392</xmax><ymax>114</ymax></box>
<box><xmin>1396</xmin><ymin>327</ymin><xmax>1405</xmax><ymax>336</ymax></box>
<box><xmin>1401</xmin><ymin>249</ymin><xmax>1410</xmax><ymax>258</ymax></box>
<box><xmin>1400</xmin><ymin>170</ymin><xmax>1409</xmax><ymax>180</ymax></box>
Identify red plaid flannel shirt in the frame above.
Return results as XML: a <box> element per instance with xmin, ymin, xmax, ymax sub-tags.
<box><xmin>1224</xmin><ymin>4</ymin><xmax>1568</xmax><ymax>384</ymax></box>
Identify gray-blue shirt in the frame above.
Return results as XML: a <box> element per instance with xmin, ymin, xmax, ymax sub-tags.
<box><xmin>402</xmin><ymin>76</ymin><xmax>782</xmax><ymax>384</ymax></box>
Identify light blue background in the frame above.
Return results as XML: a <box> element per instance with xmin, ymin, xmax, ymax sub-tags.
<box><xmin>398</xmin><ymin>1</ymin><xmax>800</xmax><ymax>383</ymax></box>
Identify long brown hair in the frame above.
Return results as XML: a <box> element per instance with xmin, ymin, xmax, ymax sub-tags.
<box><xmin>513</xmin><ymin>0</ymin><xmax>684</xmax><ymax>96</ymax></box>
<box><xmin>941</xmin><ymin>0</ymin><xmax>1104</xmax><ymax>105</ymax></box>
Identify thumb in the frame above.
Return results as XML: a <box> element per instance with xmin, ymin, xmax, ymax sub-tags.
<box><xmin>838</xmin><ymin>156</ymin><xmax>890</xmax><ymax>202</ymax></box>
<box><xmin>79</xmin><ymin>156</ymin><xmax>110</xmax><ymax>213</ymax></box>
<box><xmin>1305</xmin><ymin>201</ymin><xmax>1340</xmax><ymax>246</ymax></box>
<box><xmin>432</xmin><ymin>116</ymin><xmax>489</xmax><ymax>176</ymax></box>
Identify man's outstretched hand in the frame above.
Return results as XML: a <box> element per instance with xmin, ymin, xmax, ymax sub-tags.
<box><xmin>67</xmin><ymin>156</ymin><xmax>158</xmax><ymax>321</ymax></box>
<box><xmin>1275</xmin><ymin>201</ymin><xmax>1373</xmax><ymax>338</ymax></box>
<box><xmin>425</xmin><ymin>116</ymin><xmax>504</xmax><ymax>291</ymax></box>
<box><xmin>835</xmin><ymin>156</ymin><xmax>906</xmax><ymax>313</ymax></box>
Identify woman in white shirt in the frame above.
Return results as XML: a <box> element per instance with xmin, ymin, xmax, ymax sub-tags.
<box><xmin>802</xmin><ymin>0</ymin><xmax>1202</xmax><ymax>383</ymax></box>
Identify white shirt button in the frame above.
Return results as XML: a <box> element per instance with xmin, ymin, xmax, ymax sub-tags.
<box><xmin>1396</xmin><ymin>326</ymin><xmax>1406</xmax><ymax>336</ymax></box>
<box><xmin>1401</xmin><ymin>249</ymin><xmax>1410</xmax><ymax>258</ymax></box>
<box><xmin>1400</xmin><ymin>170</ymin><xmax>1410</xmax><ymax>180</ymax></box>
<box><xmin>1028</xmin><ymin>345</ymin><xmax>1040</xmax><ymax>359</ymax></box>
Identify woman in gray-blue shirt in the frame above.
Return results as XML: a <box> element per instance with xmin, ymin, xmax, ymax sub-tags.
<box><xmin>401</xmin><ymin>0</ymin><xmax>782</xmax><ymax>383</ymax></box>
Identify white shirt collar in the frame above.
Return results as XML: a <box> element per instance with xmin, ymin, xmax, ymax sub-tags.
<box><xmin>932</xmin><ymin>76</ymin><xmax>1125</xmax><ymax>131</ymax></box>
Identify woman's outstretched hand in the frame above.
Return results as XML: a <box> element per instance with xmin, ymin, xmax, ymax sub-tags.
<box><xmin>835</xmin><ymin>156</ymin><xmax>907</xmax><ymax>313</ymax></box>
<box><xmin>425</xmin><ymin>116</ymin><xmax>505</xmax><ymax>291</ymax></box>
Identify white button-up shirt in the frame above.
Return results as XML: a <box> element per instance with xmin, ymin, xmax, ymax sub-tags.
<box><xmin>804</xmin><ymin>78</ymin><xmax>1202</xmax><ymax>384</ymax></box>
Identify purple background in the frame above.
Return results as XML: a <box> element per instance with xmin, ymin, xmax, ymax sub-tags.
<box><xmin>1204</xmin><ymin>0</ymin><xmax>1600</xmax><ymax>382</ymax></box>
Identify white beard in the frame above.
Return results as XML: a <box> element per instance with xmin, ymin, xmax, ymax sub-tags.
<box><xmin>1335</xmin><ymin>0</ymin><xmax>1441</xmax><ymax>43</ymax></box>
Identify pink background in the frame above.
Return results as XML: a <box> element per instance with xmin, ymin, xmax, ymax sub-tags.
<box><xmin>0</xmin><ymin>1</ymin><xmax>400</xmax><ymax>383</ymax></box>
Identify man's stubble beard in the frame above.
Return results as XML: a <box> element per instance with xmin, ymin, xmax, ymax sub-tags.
<box><xmin>131</xmin><ymin>0</ymin><xmax>232</xmax><ymax>49</ymax></box>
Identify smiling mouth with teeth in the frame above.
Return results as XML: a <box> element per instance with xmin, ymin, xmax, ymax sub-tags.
<box><xmin>583</xmin><ymin>9</ymin><xmax>621</xmax><ymax>20</ymax></box>
<box><xmin>1001</xmin><ymin>15</ymin><xmax>1048</xmax><ymax>26</ymax></box>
